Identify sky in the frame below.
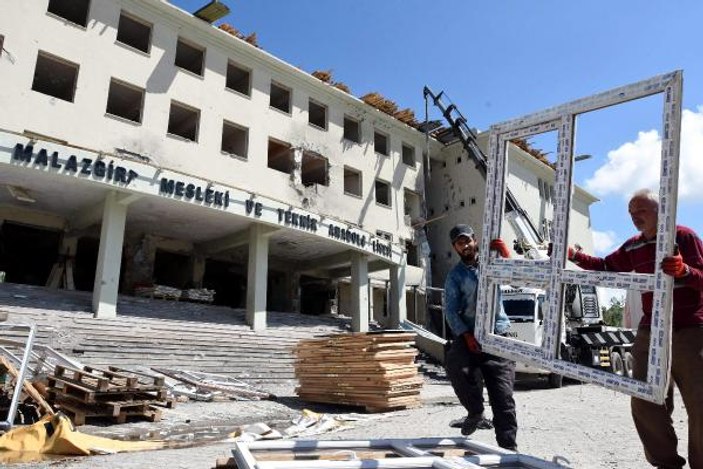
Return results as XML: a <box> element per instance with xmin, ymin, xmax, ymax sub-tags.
<box><xmin>172</xmin><ymin>0</ymin><xmax>703</xmax><ymax>268</ymax></box>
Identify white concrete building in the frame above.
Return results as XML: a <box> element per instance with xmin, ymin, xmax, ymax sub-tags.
<box><xmin>425</xmin><ymin>134</ymin><xmax>598</xmax><ymax>295</ymax></box>
<box><xmin>0</xmin><ymin>0</ymin><xmax>427</xmax><ymax>330</ymax></box>
<box><xmin>0</xmin><ymin>0</ymin><xmax>598</xmax><ymax>334</ymax></box>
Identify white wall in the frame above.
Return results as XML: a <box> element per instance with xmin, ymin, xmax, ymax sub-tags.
<box><xmin>425</xmin><ymin>136</ymin><xmax>597</xmax><ymax>287</ymax></box>
<box><xmin>0</xmin><ymin>0</ymin><xmax>425</xmax><ymax>244</ymax></box>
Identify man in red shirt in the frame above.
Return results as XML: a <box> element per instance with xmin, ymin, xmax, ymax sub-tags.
<box><xmin>568</xmin><ymin>188</ymin><xmax>703</xmax><ymax>469</ymax></box>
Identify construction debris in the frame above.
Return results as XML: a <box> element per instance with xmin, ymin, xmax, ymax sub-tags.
<box><xmin>311</xmin><ymin>69</ymin><xmax>351</xmax><ymax>94</ymax></box>
<box><xmin>216</xmin><ymin>436</ymin><xmax>566</xmax><ymax>469</ymax></box>
<box><xmin>134</xmin><ymin>284</ymin><xmax>182</xmax><ymax>301</ymax></box>
<box><xmin>0</xmin><ymin>413</ymin><xmax>163</xmax><ymax>463</ymax></box>
<box><xmin>218</xmin><ymin>23</ymin><xmax>259</xmax><ymax>48</ymax></box>
<box><xmin>46</xmin><ymin>365</ymin><xmax>173</xmax><ymax>426</ymax></box>
<box><xmin>510</xmin><ymin>138</ymin><xmax>555</xmax><ymax>169</ymax></box>
<box><xmin>181</xmin><ymin>288</ymin><xmax>216</xmax><ymax>303</ymax></box>
<box><xmin>151</xmin><ymin>367</ymin><xmax>274</xmax><ymax>401</ymax></box>
<box><xmin>294</xmin><ymin>332</ymin><xmax>423</xmax><ymax>412</ymax></box>
<box><xmin>361</xmin><ymin>92</ymin><xmax>399</xmax><ymax>116</ymax></box>
<box><xmin>0</xmin><ymin>356</ymin><xmax>53</xmax><ymax>418</ymax></box>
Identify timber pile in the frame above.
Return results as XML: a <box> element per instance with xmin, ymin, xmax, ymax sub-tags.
<box><xmin>311</xmin><ymin>69</ymin><xmax>351</xmax><ymax>94</ymax></box>
<box><xmin>47</xmin><ymin>365</ymin><xmax>174</xmax><ymax>425</ymax></box>
<box><xmin>182</xmin><ymin>288</ymin><xmax>216</xmax><ymax>303</ymax></box>
<box><xmin>134</xmin><ymin>284</ymin><xmax>182</xmax><ymax>301</ymax></box>
<box><xmin>294</xmin><ymin>332</ymin><xmax>422</xmax><ymax>412</ymax></box>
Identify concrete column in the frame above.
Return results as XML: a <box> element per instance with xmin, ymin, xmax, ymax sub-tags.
<box><xmin>190</xmin><ymin>254</ymin><xmax>206</xmax><ymax>288</ymax></box>
<box><xmin>246</xmin><ymin>224</ymin><xmax>269</xmax><ymax>331</ymax></box>
<box><xmin>351</xmin><ymin>252</ymin><xmax>369</xmax><ymax>333</ymax></box>
<box><xmin>92</xmin><ymin>191</ymin><xmax>127</xmax><ymax>318</ymax></box>
<box><xmin>389</xmin><ymin>256</ymin><xmax>407</xmax><ymax>328</ymax></box>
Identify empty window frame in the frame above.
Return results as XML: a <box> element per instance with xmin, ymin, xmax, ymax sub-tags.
<box><xmin>301</xmin><ymin>151</ymin><xmax>329</xmax><ymax>186</ymax></box>
<box><xmin>105</xmin><ymin>78</ymin><xmax>144</xmax><ymax>123</ymax></box>
<box><xmin>406</xmin><ymin>240</ymin><xmax>420</xmax><ymax>267</ymax></box>
<box><xmin>167</xmin><ymin>101</ymin><xmax>200</xmax><ymax>141</ymax></box>
<box><xmin>308</xmin><ymin>99</ymin><xmax>327</xmax><ymax>130</ymax></box>
<box><xmin>343</xmin><ymin>166</ymin><xmax>362</xmax><ymax>197</ymax></box>
<box><xmin>267</xmin><ymin>139</ymin><xmax>293</xmax><ymax>174</ymax></box>
<box><xmin>374</xmin><ymin>130</ymin><xmax>389</xmax><ymax>156</ymax></box>
<box><xmin>402</xmin><ymin>143</ymin><xmax>416</xmax><ymax>167</ymax></box>
<box><xmin>375</xmin><ymin>179</ymin><xmax>391</xmax><ymax>207</ymax></box>
<box><xmin>31</xmin><ymin>52</ymin><xmax>79</xmax><ymax>102</ymax></box>
<box><xmin>116</xmin><ymin>11</ymin><xmax>152</xmax><ymax>53</ymax></box>
<box><xmin>270</xmin><ymin>82</ymin><xmax>291</xmax><ymax>114</ymax></box>
<box><xmin>226</xmin><ymin>61</ymin><xmax>251</xmax><ymax>96</ymax></box>
<box><xmin>47</xmin><ymin>0</ymin><xmax>90</xmax><ymax>27</ymax></box>
<box><xmin>404</xmin><ymin>189</ymin><xmax>421</xmax><ymax>219</ymax></box>
<box><xmin>175</xmin><ymin>37</ymin><xmax>205</xmax><ymax>76</ymax></box>
<box><xmin>476</xmin><ymin>71</ymin><xmax>683</xmax><ymax>404</ymax></box>
<box><xmin>343</xmin><ymin>116</ymin><xmax>361</xmax><ymax>143</ymax></box>
<box><xmin>221</xmin><ymin>121</ymin><xmax>248</xmax><ymax>159</ymax></box>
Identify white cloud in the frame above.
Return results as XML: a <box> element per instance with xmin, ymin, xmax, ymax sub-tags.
<box><xmin>591</xmin><ymin>230</ymin><xmax>618</xmax><ymax>256</ymax></box>
<box><xmin>585</xmin><ymin>106</ymin><xmax>703</xmax><ymax>201</ymax></box>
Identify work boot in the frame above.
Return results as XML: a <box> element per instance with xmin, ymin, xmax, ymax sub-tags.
<box><xmin>450</xmin><ymin>415</ymin><xmax>493</xmax><ymax>430</ymax></box>
<box><xmin>460</xmin><ymin>414</ymin><xmax>487</xmax><ymax>436</ymax></box>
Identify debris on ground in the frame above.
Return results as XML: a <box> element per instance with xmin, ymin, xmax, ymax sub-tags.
<box><xmin>295</xmin><ymin>331</ymin><xmax>423</xmax><ymax>412</ymax></box>
<box><xmin>46</xmin><ymin>365</ymin><xmax>173</xmax><ymax>426</ymax></box>
<box><xmin>0</xmin><ymin>412</ymin><xmax>164</xmax><ymax>464</ymax></box>
<box><xmin>151</xmin><ymin>367</ymin><xmax>274</xmax><ymax>401</ymax></box>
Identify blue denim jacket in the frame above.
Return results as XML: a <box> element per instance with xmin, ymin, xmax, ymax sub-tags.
<box><xmin>444</xmin><ymin>261</ymin><xmax>510</xmax><ymax>336</ymax></box>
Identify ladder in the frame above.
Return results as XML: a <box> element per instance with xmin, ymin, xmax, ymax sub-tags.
<box><xmin>423</xmin><ymin>86</ymin><xmax>544</xmax><ymax>249</ymax></box>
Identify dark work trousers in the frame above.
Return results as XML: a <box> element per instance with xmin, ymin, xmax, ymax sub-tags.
<box><xmin>445</xmin><ymin>337</ymin><xmax>518</xmax><ymax>449</ymax></box>
<box><xmin>631</xmin><ymin>326</ymin><xmax>703</xmax><ymax>469</ymax></box>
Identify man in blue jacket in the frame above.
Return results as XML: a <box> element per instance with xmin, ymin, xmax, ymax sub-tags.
<box><xmin>444</xmin><ymin>223</ymin><xmax>517</xmax><ymax>451</ymax></box>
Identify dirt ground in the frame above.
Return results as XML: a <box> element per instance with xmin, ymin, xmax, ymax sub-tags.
<box><xmin>6</xmin><ymin>376</ymin><xmax>690</xmax><ymax>469</ymax></box>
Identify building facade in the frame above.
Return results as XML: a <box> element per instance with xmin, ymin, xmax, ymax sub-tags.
<box><xmin>0</xmin><ymin>0</ymin><xmax>427</xmax><ymax>330</ymax></box>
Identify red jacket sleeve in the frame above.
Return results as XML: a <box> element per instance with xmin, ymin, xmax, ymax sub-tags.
<box><xmin>678</xmin><ymin>227</ymin><xmax>703</xmax><ymax>291</ymax></box>
<box><xmin>572</xmin><ymin>242</ymin><xmax>635</xmax><ymax>272</ymax></box>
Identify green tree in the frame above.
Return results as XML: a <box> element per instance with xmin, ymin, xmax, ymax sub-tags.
<box><xmin>602</xmin><ymin>297</ymin><xmax>624</xmax><ymax>327</ymax></box>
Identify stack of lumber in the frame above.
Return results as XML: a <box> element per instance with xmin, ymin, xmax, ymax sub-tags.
<box><xmin>294</xmin><ymin>332</ymin><xmax>422</xmax><ymax>412</ymax></box>
<box><xmin>134</xmin><ymin>284</ymin><xmax>182</xmax><ymax>300</ymax></box>
<box><xmin>46</xmin><ymin>365</ymin><xmax>174</xmax><ymax>425</ymax></box>
<box><xmin>181</xmin><ymin>288</ymin><xmax>216</xmax><ymax>303</ymax></box>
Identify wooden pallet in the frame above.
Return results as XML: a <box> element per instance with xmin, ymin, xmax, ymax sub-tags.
<box><xmin>47</xmin><ymin>376</ymin><xmax>168</xmax><ymax>403</ymax></box>
<box><xmin>47</xmin><ymin>365</ymin><xmax>171</xmax><ymax>425</ymax></box>
<box><xmin>56</xmin><ymin>398</ymin><xmax>162</xmax><ymax>426</ymax></box>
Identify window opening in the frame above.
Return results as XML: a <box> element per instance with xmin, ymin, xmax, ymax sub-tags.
<box><xmin>175</xmin><ymin>38</ymin><xmax>205</xmax><ymax>76</ymax></box>
<box><xmin>116</xmin><ymin>11</ymin><xmax>151</xmax><ymax>53</ymax></box>
<box><xmin>31</xmin><ymin>52</ymin><xmax>79</xmax><ymax>102</ymax></box>
<box><xmin>344</xmin><ymin>116</ymin><xmax>360</xmax><ymax>143</ymax></box>
<box><xmin>167</xmin><ymin>101</ymin><xmax>200</xmax><ymax>141</ymax></box>
<box><xmin>270</xmin><ymin>82</ymin><xmax>291</xmax><ymax>113</ymax></box>
<box><xmin>226</xmin><ymin>61</ymin><xmax>251</xmax><ymax>96</ymax></box>
<box><xmin>47</xmin><ymin>0</ymin><xmax>90</xmax><ymax>27</ymax></box>
<box><xmin>221</xmin><ymin>121</ymin><xmax>248</xmax><ymax>158</ymax></box>
<box><xmin>106</xmin><ymin>78</ymin><xmax>144</xmax><ymax>123</ymax></box>
<box><xmin>267</xmin><ymin>139</ymin><xmax>293</xmax><ymax>174</ymax></box>
<box><xmin>343</xmin><ymin>166</ymin><xmax>362</xmax><ymax>197</ymax></box>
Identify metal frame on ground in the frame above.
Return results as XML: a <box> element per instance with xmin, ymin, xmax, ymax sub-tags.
<box><xmin>231</xmin><ymin>437</ymin><xmax>568</xmax><ymax>468</ymax></box>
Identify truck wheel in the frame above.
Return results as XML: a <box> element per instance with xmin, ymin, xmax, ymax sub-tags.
<box><xmin>610</xmin><ymin>351</ymin><xmax>625</xmax><ymax>376</ymax></box>
<box><xmin>547</xmin><ymin>373</ymin><xmax>564</xmax><ymax>388</ymax></box>
<box><xmin>623</xmin><ymin>351</ymin><xmax>634</xmax><ymax>379</ymax></box>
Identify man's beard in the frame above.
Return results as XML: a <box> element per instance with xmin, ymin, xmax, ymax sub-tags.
<box><xmin>460</xmin><ymin>250</ymin><xmax>478</xmax><ymax>265</ymax></box>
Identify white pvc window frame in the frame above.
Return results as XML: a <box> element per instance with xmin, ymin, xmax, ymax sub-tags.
<box><xmin>476</xmin><ymin>71</ymin><xmax>683</xmax><ymax>404</ymax></box>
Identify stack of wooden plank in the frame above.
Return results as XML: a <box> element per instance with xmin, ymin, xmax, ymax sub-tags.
<box><xmin>294</xmin><ymin>332</ymin><xmax>422</xmax><ymax>412</ymax></box>
<box><xmin>46</xmin><ymin>365</ymin><xmax>174</xmax><ymax>425</ymax></box>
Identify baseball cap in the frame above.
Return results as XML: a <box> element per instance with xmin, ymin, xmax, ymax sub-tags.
<box><xmin>450</xmin><ymin>224</ymin><xmax>474</xmax><ymax>243</ymax></box>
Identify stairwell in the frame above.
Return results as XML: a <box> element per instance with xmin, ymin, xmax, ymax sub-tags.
<box><xmin>0</xmin><ymin>283</ymin><xmax>349</xmax><ymax>386</ymax></box>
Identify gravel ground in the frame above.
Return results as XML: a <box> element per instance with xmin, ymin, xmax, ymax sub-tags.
<box><xmin>6</xmin><ymin>377</ymin><xmax>689</xmax><ymax>469</ymax></box>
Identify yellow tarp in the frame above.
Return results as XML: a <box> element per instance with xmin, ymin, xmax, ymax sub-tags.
<box><xmin>0</xmin><ymin>413</ymin><xmax>164</xmax><ymax>463</ymax></box>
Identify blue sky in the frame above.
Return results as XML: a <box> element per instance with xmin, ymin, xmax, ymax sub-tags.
<box><xmin>173</xmin><ymin>0</ymin><xmax>703</xmax><ymax>257</ymax></box>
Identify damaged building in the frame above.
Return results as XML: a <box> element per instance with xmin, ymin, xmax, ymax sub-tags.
<box><xmin>0</xmin><ymin>0</ymin><xmax>599</xmax><ymax>334</ymax></box>
<box><xmin>0</xmin><ymin>0</ymin><xmax>427</xmax><ymax>330</ymax></box>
